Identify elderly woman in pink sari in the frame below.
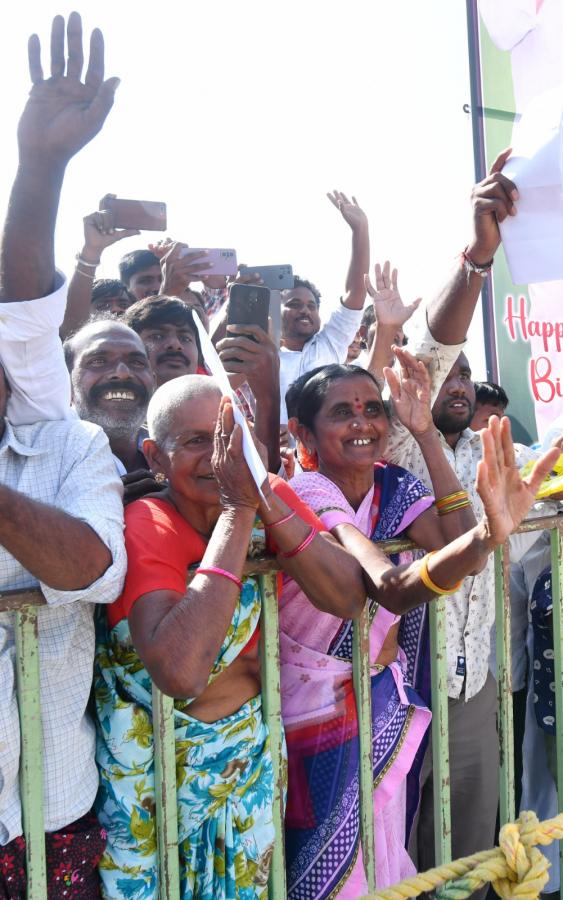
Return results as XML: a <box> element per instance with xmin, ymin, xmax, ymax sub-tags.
<box><xmin>279</xmin><ymin>349</ymin><xmax>558</xmax><ymax>899</ymax></box>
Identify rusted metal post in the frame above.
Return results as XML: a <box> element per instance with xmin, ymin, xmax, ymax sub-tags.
<box><xmin>495</xmin><ymin>543</ymin><xmax>515</xmax><ymax>825</ymax></box>
<box><xmin>259</xmin><ymin>571</ymin><xmax>287</xmax><ymax>899</ymax></box>
<box><xmin>152</xmin><ymin>685</ymin><xmax>180</xmax><ymax>899</ymax></box>
<box><xmin>15</xmin><ymin>608</ymin><xmax>47</xmax><ymax>899</ymax></box>
<box><xmin>429</xmin><ymin>598</ymin><xmax>452</xmax><ymax>864</ymax></box>
<box><xmin>353</xmin><ymin>602</ymin><xmax>377</xmax><ymax>891</ymax></box>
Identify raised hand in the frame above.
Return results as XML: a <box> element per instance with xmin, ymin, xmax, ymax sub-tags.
<box><xmin>160</xmin><ymin>242</ymin><xmax>209</xmax><ymax>296</ymax></box>
<box><xmin>18</xmin><ymin>13</ymin><xmax>120</xmax><ymax>168</ymax></box>
<box><xmin>365</xmin><ymin>261</ymin><xmax>422</xmax><ymax>327</ymax></box>
<box><xmin>469</xmin><ymin>148</ymin><xmax>518</xmax><ymax>263</ymax></box>
<box><xmin>327</xmin><ymin>190</ymin><xmax>368</xmax><ymax>231</ymax></box>
<box><xmin>81</xmin><ymin>206</ymin><xmax>140</xmax><ymax>262</ymax></box>
<box><xmin>383</xmin><ymin>346</ymin><xmax>433</xmax><ymax>437</ymax></box>
<box><xmin>211</xmin><ymin>397</ymin><xmax>261</xmax><ymax>511</ymax></box>
<box><xmin>476</xmin><ymin>416</ymin><xmax>560</xmax><ymax>545</ymax></box>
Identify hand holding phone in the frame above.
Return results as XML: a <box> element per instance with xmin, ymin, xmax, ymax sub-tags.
<box><xmin>238</xmin><ymin>264</ymin><xmax>294</xmax><ymax>291</ymax></box>
<box><xmin>227</xmin><ymin>284</ymin><xmax>271</xmax><ymax>334</ymax></box>
<box><xmin>179</xmin><ymin>247</ymin><xmax>238</xmax><ymax>278</ymax></box>
<box><xmin>99</xmin><ymin>195</ymin><xmax>167</xmax><ymax>231</ymax></box>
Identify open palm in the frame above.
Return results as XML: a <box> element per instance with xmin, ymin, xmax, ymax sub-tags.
<box><xmin>365</xmin><ymin>261</ymin><xmax>421</xmax><ymax>327</ymax></box>
<box><xmin>476</xmin><ymin>417</ymin><xmax>560</xmax><ymax>545</ymax></box>
<box><xmin>384</xmin><ymin>347</ymin><xmax>433</xmax><ymax>437</ymax></box>
<box><xmin>18</xmin><ymin>13</ymin><xmax>119</xmax><ymax>166</ymax></box>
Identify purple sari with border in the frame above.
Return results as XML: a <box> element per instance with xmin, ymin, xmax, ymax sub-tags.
<box><xmin>279</xmin><ymin>463</ymin><xmax>433</xmax><ymax>899</ymax></box>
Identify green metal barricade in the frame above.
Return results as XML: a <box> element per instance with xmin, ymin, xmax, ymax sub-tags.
<box><xmin>3</xmin><ymin>515</ymin><xmax>562</xmax><ymax>898</ymax></box>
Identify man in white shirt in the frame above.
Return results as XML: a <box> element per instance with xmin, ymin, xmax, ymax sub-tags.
<box><xmin>0</xmin><ymin>13</ymin><xmax>129</xmax><ymax>896</ymax></box>
<box><xmin>279</xmin><ymin>191</ymin><xmax>369</xmax><ymax>422</ymax></box>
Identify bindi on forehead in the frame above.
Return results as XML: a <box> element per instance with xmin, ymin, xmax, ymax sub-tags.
<box><xmin>353</xmin><ymin>396</ymin><xmax>363</xmax><ymax>411</ymax></box>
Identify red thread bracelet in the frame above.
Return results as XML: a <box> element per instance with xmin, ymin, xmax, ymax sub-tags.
<box><xmin>267</xmin><ymin>509</ymin><xmax>297</xmax><ymax>528</ymax></box>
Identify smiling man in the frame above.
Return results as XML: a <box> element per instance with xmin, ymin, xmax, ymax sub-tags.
<box><xmin>123</xmin><ymin>295</ymin><xmax>201</xmax><ymax>387</ymax></box>
<box><xmin>64</xmin><ymin>320</ymin><xmax>155</xmax><ymax>474</ymax></box>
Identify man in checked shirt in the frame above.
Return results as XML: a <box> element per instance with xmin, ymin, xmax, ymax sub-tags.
<box><xmin>0</xmin><ymin>13</ymin><xmax>127</xmax><ymax>897</ymax></box>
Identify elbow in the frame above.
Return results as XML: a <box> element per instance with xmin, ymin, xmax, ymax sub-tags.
<box><xmin>345</xmin><ymin>588</ymin><xmax>367</xmax><ymax>620</ymax></box>
<box><xmin>144</xmin><ymin>652</ymin><xmax>207</xmax><ymax>700</ymax></box>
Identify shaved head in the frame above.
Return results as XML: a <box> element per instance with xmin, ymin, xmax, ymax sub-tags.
<box><xmin>147</xmin><ymin>374</ymin><xmax>221</xmax><ymax>448</ymax></box>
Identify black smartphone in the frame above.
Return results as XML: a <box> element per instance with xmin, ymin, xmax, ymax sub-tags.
<box><xmin>227</xmin><ymin>284</ymin><xmax>271</xmax><ymax>336</ymax></box>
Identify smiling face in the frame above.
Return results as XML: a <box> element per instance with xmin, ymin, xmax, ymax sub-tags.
<box><xmin>145</xmin><ymin>387</ymin><xmax>222</xmax><ymax>509</ymax></box>
<box><xmin>432</xmin><ymin>353</ymin><xmax>476</xmax><ymax>438</ymax></box>
<box><xmin>70</xmin><ymin>322</ymin><xmax>154</xmax><ymax>441</ymax></box>
<box><xmin>299</xmin><ymin>374</ymin><xmax>389</xmax><ymax>478</ymax></box>
<box><xmin>139</xmin><ymin>322</ymin><xmax>199</xmax><ymax>386</ymax></box>
<box><xmin>281</xmin><ymin>287</ymin><xmax>321</xmax><ymax>344</ymax></box>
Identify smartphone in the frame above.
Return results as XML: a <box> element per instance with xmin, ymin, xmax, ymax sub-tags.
<box><xmin>178</xmin><ymin>247</ymin><xmax>238</xmax><ymax>277</ymax></box>
<box><xmin>238</xmin><ymin>264</ymin><xmax>294</xmax><ymax>291</ymax></box>
<box><xmin>99</xmin><ymin>196</ymin><xmax>167</xmax><ymax>231</ymax></box>
<box><xmin>228</xmin><ymin>284</ymin><xmax>271</xmax><ymax>335</ymax></box>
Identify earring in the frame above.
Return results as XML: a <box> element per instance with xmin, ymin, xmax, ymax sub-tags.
<box><xmin>154</xmin><ymin>472</ymin><xmax>166</xmax><ymax>484</ymax></box>
<box><xmin>296</xmin><ymin>442</ymin><xmax>318</xmax><ymax>472</ymax></box>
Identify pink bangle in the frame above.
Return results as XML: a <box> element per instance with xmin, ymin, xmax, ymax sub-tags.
<box><xmin>279</xmin><ymin>526</ymin><xmax>318</xmax><ymax>559</ymax></box>
<box><xmin>195</xmin><ymin>566</ymin><xmax>243</xmax><ymax>591</ymax></box>
<box><xmin>267</xmin><ymin>509</ymin><xmax>297</xmax><ymax>528</ymax></box>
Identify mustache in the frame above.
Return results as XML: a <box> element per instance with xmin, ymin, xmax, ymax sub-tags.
<box><xmin>156</xmin><ymin>350</ymin><xmax>192</xmax><ymax>366</ymax></box>
<box><xmin>89</xmin><ymin>380</ymin><xmax>149</xmax><ymax>404</ymax></box>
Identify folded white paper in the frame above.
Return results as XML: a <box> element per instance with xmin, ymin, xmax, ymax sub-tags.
<box><xmin>500</xmin><ymin>85</ymin><xmax>563</xmax><ymax>285</ymax></box>
<box><xmin>192</xmin><ymin>313</ymin><xmax>268</xmax><ymax>500</ymax></box>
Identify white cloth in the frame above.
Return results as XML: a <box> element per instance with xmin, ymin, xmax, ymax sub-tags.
<box><xmin>386</xmin><ymin>320</ymin><xmax>540</xmax><ymax>699</ymax></box>
<box><xmin>0</xmin><ymin>419</ymin><xmax>126</xmax><ymax>844</ymax></box>
<box><xmin>0</xmin><ymin>273</ymin><xmax>72</xmax><ymax>426</ymax></box>
<box><xmin>279</xmin><ymin>303</ymin><xmax>364</xmax><ymax>423</ymax></box>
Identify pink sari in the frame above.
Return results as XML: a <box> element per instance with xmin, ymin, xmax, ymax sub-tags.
<box><xmin>280</xmin><ymin>463</ymin><xmax>433</xmax><ymax>898</ymax></box>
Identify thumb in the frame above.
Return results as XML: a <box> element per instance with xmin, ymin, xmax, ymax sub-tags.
<box><xmin>364</xmin><ymin>273</ymin><xmax>376</xmax><ymax>298</ymax></box>
<box><xmin>110</xmin><ymin>228</ymin><xmax>141</xmax><ymax>244</ymax></box>
<box><xmin>523</xmin><ymin>447</ymin><xmax>559</xmax><ymax>496</ymax></box>
<box><xmin>407</xmin><ymin>297</ymin><xmax>423</xmax><ymax>316</ymax></box>
<box><xmin>85</xmin><ymin>77</ymin><xmax>121</xmax><ymax>132</ymax></box>
<box><xmin>384</xmin><ymin>366</ymin><xmax>400</xmax><ymax>400</ymax></box>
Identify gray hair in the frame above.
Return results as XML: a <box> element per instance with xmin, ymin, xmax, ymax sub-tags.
<box><xmin>147</xmin><ymin>374</ymin><xmax>221</xmax><ymax>448</ymax></box>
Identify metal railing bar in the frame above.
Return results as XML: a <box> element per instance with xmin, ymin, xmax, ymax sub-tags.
<box><xmin>353</xmin><ymin>603</ymin><xmax>377</xmax><ymax>890</ymax></box>
<box><xmin>495</xmin><ymin>544</ymin><xmax>515</xmax><ymax>825</ymax></box>
<box><xmin>550</xmin><ymin>527</ymin><xmax>563</xmax><ymax>888</ymax></box>
<box><xmin>429</xmin><ymin>598</ymin><xmax>451</xmax><ymax>864</ymax></box>
<box><xmin>152</xmin><ymin>685</ymin><xmax>181</xmax><ymax>899</ymax></box>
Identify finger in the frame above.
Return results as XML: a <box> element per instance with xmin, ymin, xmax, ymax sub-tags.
<box><xmin>391</xmin><ymin>268</ymin><xmax>398</xmax><ymax>293</ymax></box>
<box><xmin>474</xmin><ymin>196</ymin><xmax>515</xmax><ymax>223</ymax></box>
<box><xmin>407</xmin><ymin>297</ymin><xmax>423</xmax><ymax>315</ymax></box>
<box><xmin>66</xmin><ymin>11</ymin><xmax>84</xmax><ymax>80</ymax></box>
<box><xmin>28</xmin><ymin>34</ymin><xmax>43</xmax><ymax>83</ymax></box>
<box><xmin>524</xmin><ymin>448</ymin><xmax>560</xmax><ymax>496</ymax></box>
<box><xmin>475</xmin><ymin>457</ymin><xmax>493</xmax><ymax>504</ymax></box>
<box><xmin>50</xmin><ymin>14</ymin><xmax>65</xmax><ymax>78</ymax></box>
<box><xmin>364</xmin><ymin>273</ymin><xmax>376</xmax><ymax>298</ymax></box>
<box><xmin>109</xmin><ymin>228</ymin><xmax>141</xmax><ymax>243</ymax></box>
<box><xmin>339</xmin><ymin>192</ymin><xmax>351</xmax><ymax>205</ymax></box>
<box><xmin>83</xmin><ymin>77</ymin><xmax>120</xmax><ymax>134</ymax></box>
<box><xmin>226</xmin><ymin>323</ymin><xmax>267</xmax><ymax>341</ymax></box>
<box><xmin>480</xmin><ymin>422</ymin><xmax>501</xmax><ymax>490</ymax></box>
<box><xmin>214</xmin><ymin>396</ymin><xmax>229</xmax><ymax>451</ymax></box>
<box><xmin>375</xmin><ymin>262</ymin><xmax>385</xmax><ymax>292</ymax></box>
<box><xmin>383</xmin><ymin>366</ymin><xmax>401</xmax><ymax>401</ymax></box>
<box><xmin>499</xmin><ymin>416</ymin><xmax>515</xmax><ymax>469</ymax></box>
<box><xmin>382</xmin><ymin>260</ymin><xmax>390</xmax><ymax>289</ymax></box>
<box><xmin>489</xmin><ymin>147</ymin><xmax>512</xmax><ymax>176</ymax></box>
<box><xmin>227</xmin><ymin>422</ymin><xmax>244</xmax><ymax>457</ymax></box>
<box><xmin>352</xmin><ymin>195</ymin><xmax>359</xmax><ymax>206</ymax></box>
<box><xmin>85</xmin><ymin>27</ymin><xmax>104</xmax><ymax>88</ymax></box>
<box><xmin>326</xmin><ymin>192</ymin><xmax>339</xmax><ymax>208</ymax></box>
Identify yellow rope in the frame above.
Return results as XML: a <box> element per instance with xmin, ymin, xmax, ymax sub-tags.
<box><xmin>361</xmin><ymin>811</ymin><xmax>563</xmax><ymax>900</ymax></box>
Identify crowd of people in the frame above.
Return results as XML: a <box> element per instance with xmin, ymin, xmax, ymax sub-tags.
<box><xmin>0</xmin><ymin>13</ymin><xmax>561</xmax><ymax>900</ymax></box>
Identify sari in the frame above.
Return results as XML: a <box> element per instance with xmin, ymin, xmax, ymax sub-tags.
<box><xmin>280</xmin><ymin>462</ymin><xmax>433</xmax><ymax>898</ymax></box>
<box><xmin>94</xmin><ymin>498</ymin><xmax>277</xmax><ymax>900</ymax></box>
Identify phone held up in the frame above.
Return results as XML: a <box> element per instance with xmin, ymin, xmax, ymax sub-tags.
<box><xmin>99</xmin><ymin>196</ymin><xmax>167</xmax><ymax>231</ymax></box>
<box><xmin>238</xmin><ymin>264</ymin><xmax>294</xmax><ymax>291</ymax></box>
<box><xmin>227</xmin><ymin>284</ymin><xmax>271</xmax><ymax>339</ymax></box>
<box><xmin>178</xmin><ymin>248</ymin><xmax>238</xmax><ymax>278</ymax></box>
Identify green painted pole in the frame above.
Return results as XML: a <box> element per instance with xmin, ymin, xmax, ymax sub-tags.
<box><xmin>152</xmin><ymin>685</ymin><xmax>180</xmax><ymax>899</ymax></box>
<box><xmin>429</xmin><ymin>598</ymin><xmax>452</xmax><ymax>864</ymax></box>
<box><xmin>353</xmin><ymin>602</ymin><xmax>377</xmax><ymax>892</ymax></box>
<box><xmin>259</xmin><ymin>572</ymin><xmax>287</xmax><ymax>899</ymax></box>
<box><xmin>550</xmin><ymin>527</ymin><xmax>563</xmax><ymax>886</ymax></box>
<box><xmin>15</xmin><ymin>608</ymin><xmax>47</xmax><ymax>900</ymax></box>
<box><xmin>495</xmin><ymin>544</ymin><xmax>515</xmax><ymax>825</ymax></box>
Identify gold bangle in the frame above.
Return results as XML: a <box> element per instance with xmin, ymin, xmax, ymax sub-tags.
<box><xmin>435</xmin><ymin>490</ymin><xmax>469</xmax><ymax>509</ymax></box>
<box><xmin>419</xmin><ymin>552</ymin><xmax>464</xmax><ymax>595</ymax></box>
<box><xmin>437</xmin><ymin>499</ymin><xmax>472</xmax><ymax>517</ymax></box>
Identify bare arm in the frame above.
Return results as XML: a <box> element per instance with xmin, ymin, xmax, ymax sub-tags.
<box><xmin>0</xmin><ymin>484</ymin><xmax>111</xmax><ymax>590</ymax></box>
<box><xmin>129</xmin><ymin>505</ymin><xmax>256</xmax><ymax>698</ymax></box>
<box><xmin>426</xmin><ymin>148</ymin><xmax>518</xmax><ymax>344</ymax></box>
<box><xmin>0</xmin><ymin>14</ymin><xmax>120</xmax><ymax>303</ymax></box>
<box><xmin>61</xmin><ymin>208</ymin><xmax>139</xmax><ymax>338</ymax></box>
<box><xmin>333</xmin><ymin>417</ymin><xmax>559</xmax><ymax>615</ymax></box>
<box><xmin>384</xmin><ymin>347</ymin><xmax>477</xmax><ymax>548</ymax></box>
<box><xmin>327</xmin><ymin>191</ymin><xmax>370</xmax><ymax>310</ymax></box>
<box><xmin>258</xmin><ymin>485</ymin><xmax>365</xmax><ymax>619</ymax></box>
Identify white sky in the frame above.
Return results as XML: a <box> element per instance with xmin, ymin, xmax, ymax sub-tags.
<box><xmin>0</xmin><ymin>0</ymin><xmax>487</xmax><ymax>376</ymax></box>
